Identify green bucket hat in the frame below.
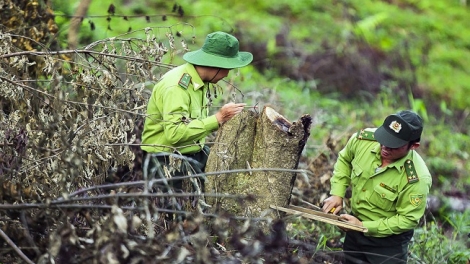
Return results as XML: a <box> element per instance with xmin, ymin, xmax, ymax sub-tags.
<box><xmin>374</xmin><ymin>110</ymin><xmax>423</xmax><ymax>148</ymax></box>
<box><xmin>183</xmin><ymin>31</ymin><xmax>253</xmax><ymax>69</ymax></box>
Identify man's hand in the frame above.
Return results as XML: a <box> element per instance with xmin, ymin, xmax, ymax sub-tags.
<box><xmin>339</xmin><ymin>214</ymin><xmax>363</xmax><ymax>226</ymax></box>
<box><xmin>322</xmin><ymin>195</ymin><xmax>343</xmax><ymax>215</ymax></box>
<box><xmin>215</xmin><ymin>102</ymin><xmax>246</xmax><ymax>125</ymax></box>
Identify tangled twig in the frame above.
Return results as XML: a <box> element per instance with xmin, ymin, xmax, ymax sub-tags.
<box><xmin>0</xmin><ymin>228</ymin><xmax>35</xmax><ymax>264</ymax></box>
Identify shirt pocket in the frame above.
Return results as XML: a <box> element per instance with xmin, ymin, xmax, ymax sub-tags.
<box><xmin>369</xmin><ymin>184</ymin><xmax>398</xmax><ymax>211</ymax></box>
<box><xmin>350</xmin><ymin>161</ymin><xmax>363</xmax><ymax>186</ymax></box>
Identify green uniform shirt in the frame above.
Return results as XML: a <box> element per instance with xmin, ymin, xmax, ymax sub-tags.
<box><xmin>330</xmin><ymin>128</ymin><xmax>432</xmax><ymax>237</ymax></box>
<box><xmin>141</xmin><ymin>63</ymin><xmax>219</xmax><ymax>154</ymax></box>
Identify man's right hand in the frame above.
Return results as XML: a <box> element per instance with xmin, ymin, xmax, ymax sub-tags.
<box><xmin>322</xmin><ymin>195</ymin><xmax>343</xmax><ymax>215</ymax></box>
<box><xmin>215</xmin><ymin>102</ymin><xmax>246</xmax><ymax>125</ymax></box>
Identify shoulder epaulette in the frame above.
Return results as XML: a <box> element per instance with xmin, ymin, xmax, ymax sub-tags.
<box><xmin>404</xmin><ymin>159</ymin><xmax>419</xmax><ymax>183</ymax></box>
<box><xmin>356</xmin><ymin>129</ymin><xmax>376</xmax><ymax>141</ymax></box>
<box><xmin>178</xmin><ymin>73</ymin><xmax>191</xmax><ymax>90</ymax></box>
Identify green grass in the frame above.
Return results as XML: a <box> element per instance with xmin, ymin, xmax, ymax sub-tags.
<box><xmin>410</xmin><ymin>211</ymin><xmax>470</xmax><ymax>264</ymax></box>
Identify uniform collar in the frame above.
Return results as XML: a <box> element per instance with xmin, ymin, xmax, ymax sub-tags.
<box><xmin>372</xmin><ymin>143</ymin><xmax>415</xmax><ymax>171</ymax></box>
<box><xmin>396</xmin><ymin>150</ymin><xmax>414</xmax><ymax>169</ymax></box>
<box><xmin>183</xmin><ymin>63</ymin><xmax>204</xmax><ymax>90</ymax></box>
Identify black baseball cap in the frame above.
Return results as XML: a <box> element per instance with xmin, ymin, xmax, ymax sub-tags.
<box><xmin>374</xmin><ymin>110</ymin><xmax>423</xmax><ymax>148</ymax></box>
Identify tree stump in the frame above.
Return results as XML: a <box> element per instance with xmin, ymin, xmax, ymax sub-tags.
<box><xmin>205</xmin><ymin>106</ymin><xmax>312</xmax><ymax>219</ymax></box>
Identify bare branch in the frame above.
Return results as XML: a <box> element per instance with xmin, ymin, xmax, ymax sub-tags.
<box><xmin>0</xmin><ymin>228</ymin><xmax>35</xmax><ymax>264</ymax></box>
<box><xmin>0</xmin><ymin>49</ymin><xmax>172</xmax><ymax>68</ymax></box>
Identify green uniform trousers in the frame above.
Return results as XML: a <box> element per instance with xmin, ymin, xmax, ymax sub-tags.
<box><xmin>142</xmin><ymin>147</ymin><xmax>209</xmax><ymax>221</ymax></box>
<box><xmin>142</xmin><ymin>145</ymin><xmax>209</xmax><ymax>192</ymax></box>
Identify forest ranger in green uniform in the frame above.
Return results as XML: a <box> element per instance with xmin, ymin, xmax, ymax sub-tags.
<box><xmin>141</xmin><ymin>32</ymin><xmax>253</xmax><ymax>218</ymax></box>
<box><xmin>322</xmin><ymin>110</ymin><xmax>432</xmax><ymax>264</ymax></box>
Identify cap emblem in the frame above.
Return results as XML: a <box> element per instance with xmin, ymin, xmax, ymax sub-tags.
<box><xmin>389</xmin><ymin>120</ymin><xmax>402</xmax><ymax>133</ymax></box>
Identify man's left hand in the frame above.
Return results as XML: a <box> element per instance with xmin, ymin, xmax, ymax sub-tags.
<box><xmin>339</xmin><ymin>214</ymin><xmax>363</xmax><ymax>227</ymax></box>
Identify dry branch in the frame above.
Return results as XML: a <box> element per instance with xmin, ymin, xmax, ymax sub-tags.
<box><xmin>0</xmin><ymin>228</ymin><xmax>34</xmax><ymax>264</ymax></box>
